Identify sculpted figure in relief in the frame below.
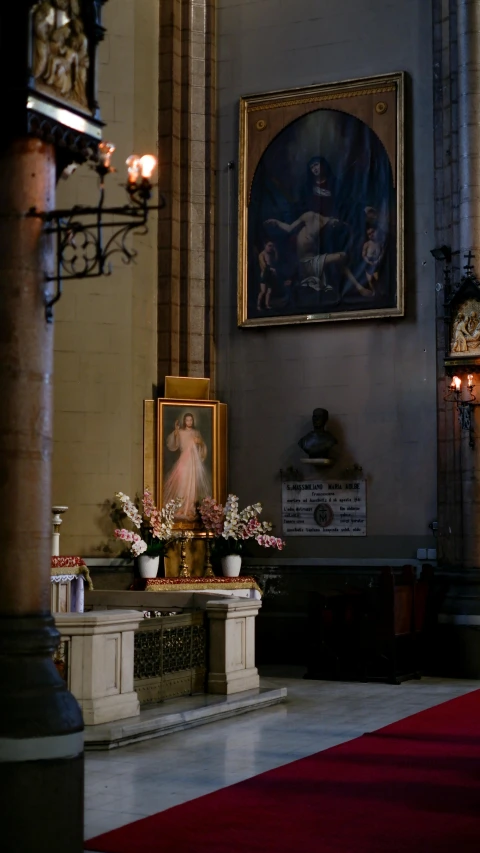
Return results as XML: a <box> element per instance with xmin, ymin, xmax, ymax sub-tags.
<box><xmin>32</xmin><ymin>1</ymin><xmax>55</xmax><ymax>79</ymax></box>
<box><xmin>32</xmin><ymin>0</ymin><xmax>89</xmax><ymax>109</ymax></box>
<box><xmin>451</xmin><ymin>300</ymin><xmax>480</xmax><ymax>356</ymax></box>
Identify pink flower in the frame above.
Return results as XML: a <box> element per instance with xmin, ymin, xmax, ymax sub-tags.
<box><xmin>199</xmin><ymin>497</ymin><xmax>225</xmax><ymax>535</ymax></box>
<box><xmin>114</xmin><ymin>528</ymin><xmax>148</xmax><ymax>556</ymax></box>
<box><xmin>255</xmin><ymin>534</ymin><xmax>285</xmax><ymax>550</ymax></box>
<box><xmin>142</xmin><ymin>489</ymin><xmax>156</xmax><ymax>518</ymax></box>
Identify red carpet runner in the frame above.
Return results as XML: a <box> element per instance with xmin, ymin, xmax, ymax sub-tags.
<box><xmin>85</xmin><ymin>689</ymin><xmax>480</xmax><ymax>853</ymax></box>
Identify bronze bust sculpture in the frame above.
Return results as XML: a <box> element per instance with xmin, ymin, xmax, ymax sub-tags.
<box><xmin>298</xmin><ymin>408</ymin><xmax>337</xmax><ymax>460</ymax></box>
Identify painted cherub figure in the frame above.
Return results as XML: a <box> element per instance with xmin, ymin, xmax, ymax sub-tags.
<box><xmin>362</xmin><ymin>227</ymin><xmax>384</xmax><ymax>293</ymax></box>
<box><xmin>257</xmin><ymin>239</ymin><xmax>278</xmax><ymax>310</ymax></box>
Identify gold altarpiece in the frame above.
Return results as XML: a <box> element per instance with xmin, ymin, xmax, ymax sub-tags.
<box><xmin>143</xmin><ymin>378</ymin><xmax>227</xmax><ymax>577</ymax></box>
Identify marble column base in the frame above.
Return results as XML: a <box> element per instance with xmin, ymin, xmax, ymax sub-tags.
<box><xmin>206</xmin><ymin>598</ymin><xmax>261</xmax><ymax>695</ymax></box>
<box><xmin>208</xmin><ymin>666</ymin><xmax>260</xmax><ymax>694</ymax></box>
<box><xmin>55</xmin><ymin>610</ymin><xmax>141</xmax><ymax>725</ymax></box>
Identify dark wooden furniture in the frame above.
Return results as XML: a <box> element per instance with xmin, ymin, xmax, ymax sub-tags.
<box><xmin>305</xmin><ymin>588</ymin><xmax>368</xmax><ymax>681</ymax></box>
<box><xmin>304</xmin><ymin>566</ymin><xmax>435</xmax><ymax>684</ymax></box>
<box><xmin>362</xmin><ymin>565</ymin><xmax>435</xmax><ymax>684</ymax></box>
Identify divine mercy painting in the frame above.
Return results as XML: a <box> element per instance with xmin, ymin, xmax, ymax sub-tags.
<box><xmin>157</xmin><ymin>401</ymin><xmax>216</xmax><ymax>526</ymax></box>
<box><xmin>237</xmin><ymin>73</ymin><xmax>404</xmax><ymax>327</ymax></box>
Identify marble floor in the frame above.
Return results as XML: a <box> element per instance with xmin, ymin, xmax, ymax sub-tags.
<box><xmin>84</xmin><ymin>670</ymin><xmax>479</xmax><ymax>850</ymax></box>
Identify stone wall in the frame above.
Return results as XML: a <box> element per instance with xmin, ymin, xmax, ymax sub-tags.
<box><xmin>52</xmin><ymin>0</ymin><xmax>159</xmax><ymax>556</ymax></box>
<box><xmin>216</xmin><ymin>0</ymin><xmax>437</xmax><ymax>560</ymax></box>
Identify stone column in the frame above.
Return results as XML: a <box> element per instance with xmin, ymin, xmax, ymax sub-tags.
<box><xmin>434</xmin><ymin>0</ymin><xmax>480</xmax><ymax>568</ymax></box>
<box><xmin>157</xmin><ymin>0</ymin><xmax>216</xmax><ymax>385</ymax></box>
<box><xmin>0</xmin><ymin>139</ymin><xmax>84</xmax><ymax>852</ymax></box>
<box><xmin>457</xmin><ymin>0</ymin><xmax>480</xmax><ymax>566</ymax></box>
<box><xmin>458</xmin><ymin>0</ymin><xmax>480</xmax><ymax>256</ymax></box>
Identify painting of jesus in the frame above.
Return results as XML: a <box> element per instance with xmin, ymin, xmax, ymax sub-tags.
<box><xmin>163</xmin><ymin>412</ymin><xmax>212</xmax><ymax>521</ymax></box>
<box><xmin>157</xmin><ymin>401</ymin><xmax>216</xmax><ymax>526</ymax></box>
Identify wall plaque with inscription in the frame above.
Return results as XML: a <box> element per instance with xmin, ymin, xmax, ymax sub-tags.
<box><xmin>282</xmin><ymin>480</ymin><xmax>366</xmax><ymax>536</ymax></box>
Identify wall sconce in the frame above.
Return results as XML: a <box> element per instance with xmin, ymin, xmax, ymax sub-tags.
<box><xmin>444</xmin><ymin>374</ymin><xmax>477</xmax><ymax>447</ymax></box>
<box><xmin>28</xmin><ymin>143</ymin><xmax>165</xmax><ymax>322</ymax></box>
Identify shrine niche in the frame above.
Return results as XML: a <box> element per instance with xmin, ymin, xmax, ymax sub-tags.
<box><xmin>450</xmin><ymin>299</ymin><xmax>480</xmax><ymax>358</ymax></box>
<box><xmin>32</xmin><ymin>0</ymin><xmax>90</xmax><ymax>112</ymax></box>
<box><xmin>444</xmin><ymin>254</ymin><xmax>480</xmax><ymax>369</ymax></box>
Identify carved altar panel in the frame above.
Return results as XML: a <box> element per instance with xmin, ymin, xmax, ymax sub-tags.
<box><xmin>31</xmin><ymin>0</ymin><xmax>92</xmax><ymax>114</ymax></box>
<box><xmin>450</xmin><ymin>298</ymin><xmax>480</xmax><ymax>359</ymax></box>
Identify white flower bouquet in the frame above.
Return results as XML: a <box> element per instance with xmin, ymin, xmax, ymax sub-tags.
<box><xmin>198</xmin><ymin>494</ymin><xmax>284</xmax><ymax>557</ymax></box>
<box><xmin>114</xmin><ymin>490</ymin><xmax>192</xmax><ymax>557</ymax></box>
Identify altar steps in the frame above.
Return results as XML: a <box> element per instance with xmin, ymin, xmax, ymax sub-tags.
<box><xmin>84</xmin><ymin>686</ymin><xmax>287</xmax><ymax>750</ymax></box>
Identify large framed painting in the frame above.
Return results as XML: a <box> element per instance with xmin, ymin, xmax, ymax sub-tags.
<box><xmin>156</xmin><ymin>399</ymin><xmax>227</xmax><ymax>529</ymax></box>
<box><xmin>237</xmin><ymin>73</ymin><xmax>404</xmax><ymax>327</ymax></box>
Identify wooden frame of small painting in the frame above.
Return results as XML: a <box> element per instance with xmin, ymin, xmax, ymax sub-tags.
<box><xmin>156</xmin><ymin>399</ymin><xmax>227</xmax><ymax>530</ymax></box>
<box><xmin>237</xmin><ymin>72</ymin><xmax>405</xmax><ymax>328</ymax></box>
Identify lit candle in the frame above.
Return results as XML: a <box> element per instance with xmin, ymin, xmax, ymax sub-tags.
<box><xmin>468</xmin><ymin>374</ymin><xmax>474</xmax><ymax>389</ymax></box>
<box><xmin>126</xmin><ymin>154</ymin><xmax>141</xmax><ymax>184</ymax></box>
<box><xmin>98</xmin><ymin>141</ymin><xmax>115</xmax><ymax>169</ymax></box>
<box><xmin>451</xmin><ymin>375</ymin><xmax>462</xmax><ymax>391</ymax></box>
<box><xmin>139</xmin><ymin>154</ymin><xmax>158</xmax><ymax>180</ymax></box>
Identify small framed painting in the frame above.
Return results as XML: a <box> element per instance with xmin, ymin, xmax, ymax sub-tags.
<box><xmin>157</xmin><ymin>399</ymin><xmax>227</xmax><ymax>529</ymax></box>
<box><xmin>237</xmin><ymin>72</ymin><xmax>404</xmax><ymax>327</ymax></box>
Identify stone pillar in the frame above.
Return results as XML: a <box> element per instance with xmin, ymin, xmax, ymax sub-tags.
<box><xmin>434</xmin><ymin>0</ymin><xmax>480</xmax><ymax>568</ymax></box>
<box><xmin>457</xmin><ymin>0</ymin><xmax>480</xmax><ymax>567</ymax></box>
<box><xmin>458</xmin><ymin>0</ymin><xmax>480</xmax><ymax>256</ymax></box>
<box><xmin>206</xmin><ymin>598</ymin><xmax>261</xmax><ymax>694</ymax></box>
<box><xmin>157</xmin><ymin>0</ymin><xmax>216</xmax><ymax>384</ymax></box>
<box><xmin>0</xmin><ymin>139</ymin><xmax>84</xmax><ymax>852</ymax></box>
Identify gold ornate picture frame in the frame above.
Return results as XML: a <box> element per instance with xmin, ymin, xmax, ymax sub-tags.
<box><xmin>156</xmin><ymin>399</ymin><xmax>227</xmax><ymax>530</ymax></box>
<box><xmin>237</xmin><ymin>72</ymin><xmax>405</xmax><ymax>328</ymax></box>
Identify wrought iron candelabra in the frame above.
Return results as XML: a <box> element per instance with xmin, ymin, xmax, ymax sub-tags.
<box><xmin>27</xmin><ymin>142</ymin><xmax>164</xmax><ymax>322</ymax></box>
<box><xmin>444</xmin><ymin>374</ymin><xmax>477</xmax><ymax>448</ymax></box>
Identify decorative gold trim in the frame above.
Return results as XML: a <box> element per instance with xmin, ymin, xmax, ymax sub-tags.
<box><xmin>143</xmin><ymin>400</ymin><xmax>157</xmax><ymax>502</ymax></box>
<box><xmin>248</xmin><ymin>85</ymin><xmax>396</xmax><ymax>112</ymax></box>
<box><xmin>143</xmin><ymin>577</ymin><xmax>262</xmax><ymax>595</ymax></box>
<box><xmin>237</xmin><ymin>72</ymin><xmax>405</xmax><ymax>328</ymax></box>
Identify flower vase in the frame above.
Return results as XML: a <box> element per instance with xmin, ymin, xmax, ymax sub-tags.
<box><xmin>138</xmin><ymin>555</ymin><xmax>160</xmax><ymax>579</ymax></box>
<box><xmin>221</xmin><ymin>554</ymin><xmax>242</xmax><ymax>578</ymax></box>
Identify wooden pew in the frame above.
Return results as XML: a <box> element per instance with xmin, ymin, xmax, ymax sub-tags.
<box><xmin>363</xmin><ymin>565</ymin><xmax>434</xmax><ymax>684</ymax></box>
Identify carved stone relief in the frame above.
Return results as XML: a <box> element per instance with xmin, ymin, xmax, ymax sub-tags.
<box><xmin>450</xmin><ymin>298</ymin><xmax>480</xmax><ymax>357</ymax></box>
<box><xmin>32</xmin><ymin>0</ymin><xmax>90</xmax><ymax>110</ymax></box>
